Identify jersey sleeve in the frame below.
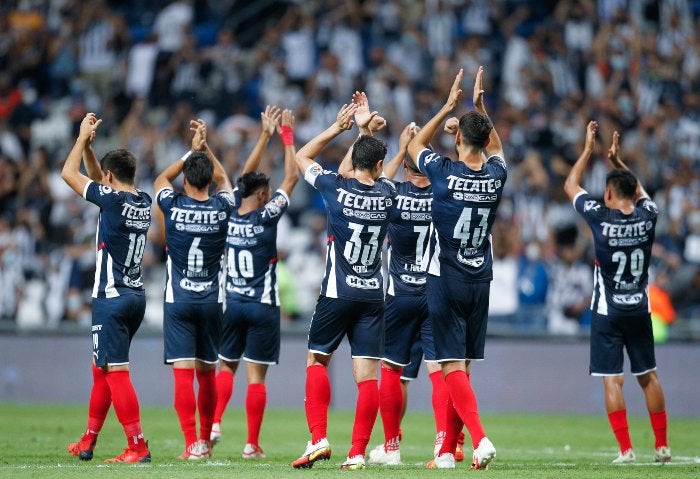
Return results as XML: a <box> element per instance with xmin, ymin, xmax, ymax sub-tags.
<box><xmin>416</xmin><ymin>148</ymin><xmax>447</xmax><ymax>179</ymax></box>
<box><xmin>636</xmin><ymin>197</ymin><xmax>658</xmax><ymax>218</ymax></box>
<box><xmin>573</xmin><ymin>190</ymin><xmax>604</xmax><ymax>222</ymax></box>
<box><xmin>487</xmin><ymin>154</ymin><xmax>507</xmax><ymax>177</ymax></box>
<box><xmin>83</xmin><ymin>181</ymin><xmax>120</xmax><ymax>209</ymax></box>
<box><xmin>260</xmin><ymin>189</ymin><xmax>290</xmax><ymax>225</ymax></box>
<box><xmin>156</xmin><ymin>187</ymin><xmax>175</xmax><ymax>212</ymax></box>
<box><xmin>232</xmin><ymin>188</ymin><xmax>242</xmax><ymax>207</ymax></box>
<box><xmin>216</xmin><ymin>190</ymin><xmax>236</xmax><ymax>214</ymax></box>
<box><xmin>304</xmin><ymin>162</ymin><xmax>337</xmax><ymax>191</ymax></box>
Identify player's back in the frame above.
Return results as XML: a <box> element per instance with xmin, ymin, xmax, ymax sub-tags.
<box><xmin>417</xmin><ymin>149</ymin><xmax>507</xmax><ymax>282</ymax></box>
<box><xmin>157</xmin><ymin>188</ymin><xmax>234</xmax><ymax>303</ymax></box>
<box><xmin>574</xmin><ymin>192</ymin><xmax>658</xmax><ymax>316</ymax></box>
<box><xmin>306</xmin><ymin>166</ymin><xmax>396</xmax><ymax>302</ymax></box>
<box><xmin>85</xmin><ymin>182</ymin><xmax>152</xmax><ymax>298</ymax></box>
<box><xmin>225</xmin><ymin>189</ymin><xmax>289</xmax><ymax>305</ymax></box>
<box><xmin>387</xmin><ymin>181</ymin><xmax>432</xmax><ymax>296</ymax></box>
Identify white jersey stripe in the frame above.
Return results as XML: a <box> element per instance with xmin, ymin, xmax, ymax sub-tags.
<box><xmin>104</xmin><ymin>253</ymin><xmax>119</xmax><ymax>298</ymax></box>
<box><xmin>92</xmin><ymin>248</ymin><xmax>102</xmax><ymax>298</ymax></box>
<box><xmin>165</xmin><ymin>256</ymin><xmax>174</xmax><ymax>303</ymax></box>
<box><xmin>428</xmin><ymin>226</ymin><xmax>441</xmax><ymax>276</ymax></box>
<box><xmin>261</xmin><ymin>264</ymin><xmax>273</xmax><ymax>305</ymax></box>
<box><xmin>595</xmin><ymin>265</ymin><xmax>608</xmax><ymax>315</ymax></box>
<box><xmin>326</xmin><ymin>241</ymin><xmax>338</xmax><ymax>298</ymax></box>
<box><xmin>387</xmin><ymin>246</ymin><xmax>395</xmax><ymax>296</ymax></box>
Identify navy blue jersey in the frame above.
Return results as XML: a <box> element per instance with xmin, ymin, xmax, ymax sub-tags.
<box><xmin>157</xmin><ymin>187</ymin><xmax>235</xmax><ymax>303</ymax></box>
<box><xmin>417</xmin><ymin>148</ymin><xmax>507</xmax><ymax>282</ymax></box>
<box><xmin>386</xmin><ymin>181</ymin><xmax>432</xmax><ymax>296</ymax></box>
<box><xmin>225</xmin><ymin>189</ymin><xmax>289</xmax><ymax>305</ymax></box>
<box><xmin>573</xmin><ymin>191</ymin><xmax>657</xmax><ymax>316</ymax></box>
<box><xmin>304</xmin><ymin>162</ymin><xmax>396</xmax><ymax>302</ymax></box>
<box><xmin>83</xmin><ymin>181</ymin><xmax>152</xmax><ymax>298</ymax></box>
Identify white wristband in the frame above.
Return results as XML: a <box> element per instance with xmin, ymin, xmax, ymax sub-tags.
<box><xmin>180</xmin><ymin>150</ymin><xmax>192</xmax><ymax>162</ymax></box>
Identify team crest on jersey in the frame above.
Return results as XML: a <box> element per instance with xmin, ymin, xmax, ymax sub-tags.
<box><xmin>584</xmin><ymin>200</ymin><xmax>600</xmax><ymax>212</ymax></box>
<box><xmin>99</xmin><ymin>185</ymin><xmax>114</xmax><ymax>195</ymax></box>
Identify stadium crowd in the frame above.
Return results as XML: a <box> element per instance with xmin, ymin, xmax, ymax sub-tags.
<box><xmin>0</xmin><ymin>0</ymin><xmax>699</xmax><ymax>336</ymax></box>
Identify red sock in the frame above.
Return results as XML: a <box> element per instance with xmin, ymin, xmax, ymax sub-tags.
<box><xmin>444</xmin><ymin>371</ymin><xmax>485</xmax><ymax>449</ymax></box>
<box><xmin>429</xmin><ymin>370</ymin><xmax>448</xmax><ymax>435</ymax></box>
<box><xmin>348</xmin><ymin>379</ymin><xmax>379</xmax><ymax>458</ymax></box>
<box><xmin>196</xmin><ymin>369</ymin><xmax>217</xmax><ymax>442</ymax></box>
<box><xmin>608</xmin><ymin>409</ymin><xmax>633</xmax><ymax>453</ymax></box>
<box><xmin>106</xmin><ymin>370</ymin><xmax>145</xmax><ymax>448</ymax></box>
<box><xmin>246</xmin><ymin>383</ymin><xmax>267</xmax><ymax>445</ymax></box>
<box><xmin>86</xmin><ymin>364</ymin><xmax>111</xmax><ymax>436</ymax></box>
<box><xmin>379</xmin><ymin>366</ymin><xmax>403</xmax><ymax>446</ymax></box>
<box><xmin>649</xmin><ymin>410</ymin><xmax>668</xmax><ymax>448</ymax></box>
<box><xmin>439</xmin><ymin>400</ymin><xmax>462</xmax><ymax>455</ymax></box>
<box><xmin>214</xmin><ymin>370</ymin><xmax>234</xmax><ymax>424</ymax></box>
<box><xmin>173</xmin><ymin>368</ymin><xmax>197</xmax><ymax>447</ymax></box>
<box><xmin>305</xmin><ymin>365</ymin><xmax>331</xmax><ymax>443</ymax></box>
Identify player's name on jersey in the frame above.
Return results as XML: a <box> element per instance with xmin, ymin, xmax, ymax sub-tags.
<box><xmin>614</xmin><ymin>280</ymin><xmax>641</xmax><ymax>291</ymax></box>
<box><xmin>183</xmin><ymin>268</ymin><xmax>210</xmax><ymax>279</ymax></box>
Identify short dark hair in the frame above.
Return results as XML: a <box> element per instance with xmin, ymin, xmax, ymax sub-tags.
<box><xmin>352</xmin><ymin>135</ymin><xmax>387</xmax><ymax>171</ymax></box>
<box><xmin>606</xmin><ymin>168</ymin><xmax>637</xmax><ymax>199</ymax></box>
<box><xmin>237</xmin><ymin>171</ymin><xmax>270</xmax><ymax>198</ymax></box>
<box><xmin>183</xmin><ymin>151</ymin><xmax>214</xmax><ymax>189</ymax></box>
<box><xmin>100</xmin><ymin>149</ymin><xmax>136</xmax><ymax>184</ymax></box>
<box><xmin>458</xmin><ymin>111</ymin><xmax>493</xmax><ymax>148</ymax></box>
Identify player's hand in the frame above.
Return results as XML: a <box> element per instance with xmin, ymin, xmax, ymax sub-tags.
<box><xmin>261</xmin><ymin>105</ymin><xmax>281</xmax><ymax>136</ymax></box>
<box><xmin>352</xmin><ymin>91</ymin><xmax>378</xmax><ymax>131</ymax></box>
<box><xmin>190</xmin><ymin>119</ymin><xmax>207</xmax><ymax>151</ymax></box>
<box><xmin>369</xmin><ymin>115</ymin><xmax>387</xmax><ymax>132</ymax></box>
<box><xmin>399</xmin><ymin>123</ymin><xmax>417</xmax><ymax>150</ymax></box>
<box><xmin>607</xmin><ymin>131</ymin><xmax>622</xmax><ymax>166</ymax></box>
<box><xmin>335</xmin><ymin>103</ymin><xmax>357</xmax><ymax>131</ymax></box>
<box><xmin>79</xmin><ymin>113</ymin><xmax>102</xmax><ymax>144</ymax></box>
<box><xmin>278</xmin><ymin>108</ymin><xmax>295</xmax><ymax>129</ymax></box>
<box><xmin>473</xmin><ymin>66</ymin><xmax>485</xmax><ymax>112</ymax></box>
<box><xmin>444</xmin><ymin>116</ymin><xmax>459</xmax><ymax>135</ymax></box>
<box><xmin>444</xmin><ymin>68</ymin><xmax>464</xmax><ymax>112</ymax></box>
<box><xmin>584</xmin><ymin>120</ymin><xmax>597</xmax><ymax>152</ymax></box>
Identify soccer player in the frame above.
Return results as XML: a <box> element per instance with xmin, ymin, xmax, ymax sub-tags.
<box><xmin>62</xmin><ymin>112</ymin><xmax>151</xmax><ymax>463</ymax></box>
<box><xmin>407</xmin><ymin>66</ymin><xmax>504</xmax><ymax>470</ymax></box>
<box><xmin>291</xmin><ymin>103</ymin><xmax>396</xmax><ymax>470</ymax></box>
<box><xmin>564</xmin><ymin>122</ymin><xmax>671</xmax><ymax>464</ymax></box>
<box><xmin>154</xmin><ymin>119</ymin><xmax>235</xmax><ymax>460</ymax></box>
<box><xmin>369</xmin><ymin>118</ymin><xmax>467</xmax><ymax>465</ymax></box>
<box><xmin>211</xmin><ymin>107</ymin><xmax>299</xmax><ymax>458</ymax></box>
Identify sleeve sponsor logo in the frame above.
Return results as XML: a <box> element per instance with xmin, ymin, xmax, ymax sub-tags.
<box><xmin>159</xmin><ymin>189</ymin><xmax>173</xmax><ymax>199</ymax></box>
<box><xmin>99</xmin><ymin>185</ymin><xmax>114</xmax><ymax>195</ymax></box>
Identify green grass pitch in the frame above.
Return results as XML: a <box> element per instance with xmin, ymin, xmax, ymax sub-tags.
<box><xmin>1</xmin><ymin>403</ymin><xmax>698</xmax><ymax>478</ymax></box>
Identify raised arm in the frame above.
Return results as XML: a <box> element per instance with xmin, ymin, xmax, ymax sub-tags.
<box><xmin>339</xmin><ymin>92</ymin><xmax>383</xmax><ymax>177</ymax></box>
<box><xmin>61</xmin><ymin>113</ymin><xmax>103</xmax><ymax>196</ymax></box>
<box><xmin>242</xmin><ymin>105</ymin><xmax>281</xmax><ymax>175</ymax></box>
<box><xmin>154</xmin><ymin>119</ymin><xmax>206</xmax><ymax>193</ymax></box>
<box><xmin>607</xmin><ymin>130</ymin><xmax>649</xmax><ymax>201</ymax></box>
<box><xmin>564</xmin><ymin>120</ymin><xmax>597</xmax><ymax>201</ymax></box>
<box><xmin>82</xmin><ymin>132</ymin><xmax>104</xmax><ymax>182</ymax></box>
<box><xmin>277</xmin><ymin>109</ymin><xmax>299</xmax><ymax>196</ymax></box>
<box><xmin>383</xmin><ymin>123</ymin><xmax>417</xmax><ymax>179</ymax></box>
<box><xmin>408</xmin><ymin>68</ymin><xmax>463</xmax><ymax>161</ymax></box>
<box><xmin>472</xmin><ymin>66</ymin><xmax>504</xmax><ymax>159</ymax></box>
<box><xmin>295</xmin><ymin>103</ymin><xmax>357</xmax><ymax>173</ymax></box>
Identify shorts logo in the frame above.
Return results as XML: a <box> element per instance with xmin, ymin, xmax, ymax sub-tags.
<box><xmin>180</xmin><ymin>278</ymin><xmax>213</xmax><ymax>292</ymax></box>
<box><xmin>584</xmin><ymin>200</ymin><xmax>600</xmax><ymax>212</ymax></box>
<box><xmin>346</xmin><ymin>275</ymin><xmax>380</xmax><ymax>290</ymax></box>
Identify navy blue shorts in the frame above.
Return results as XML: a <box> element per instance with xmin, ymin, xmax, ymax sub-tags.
<box><xmin>308</xmin><ymin>295</ymin><xmax>384</xmax><ymax>358</ymax></box>
<box><xmin>163</xmin><ymin>302</ymin><xmax>222</xmax><ymax>364</ymax></box>
<box><xmin>91</xmin><ymin>294</ymin><xmax>145</xmax><ymax>367</ymax></box>
<box><xmin>428</xmin><ymin>276</ymin><xmax>490</xmax><ymax>361</ymax></box>
<box><xmin>590</xmin><ymin>312</ymin><xmax>656</xmax><ymax>376</ymax></box>
<box><xmin>383</xmin><ymin>294</ymin><xmax>435</xmax><ymax>367</ymax></box>
<box><xmin>220</xmin><ymin>298</ymin><xmax>280</xmax><ymax>364</ymax></box>
<box><xmin>401</xmin><ymin>338</ymin><xmax>425</xmax><ymax>381</ymax></box>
